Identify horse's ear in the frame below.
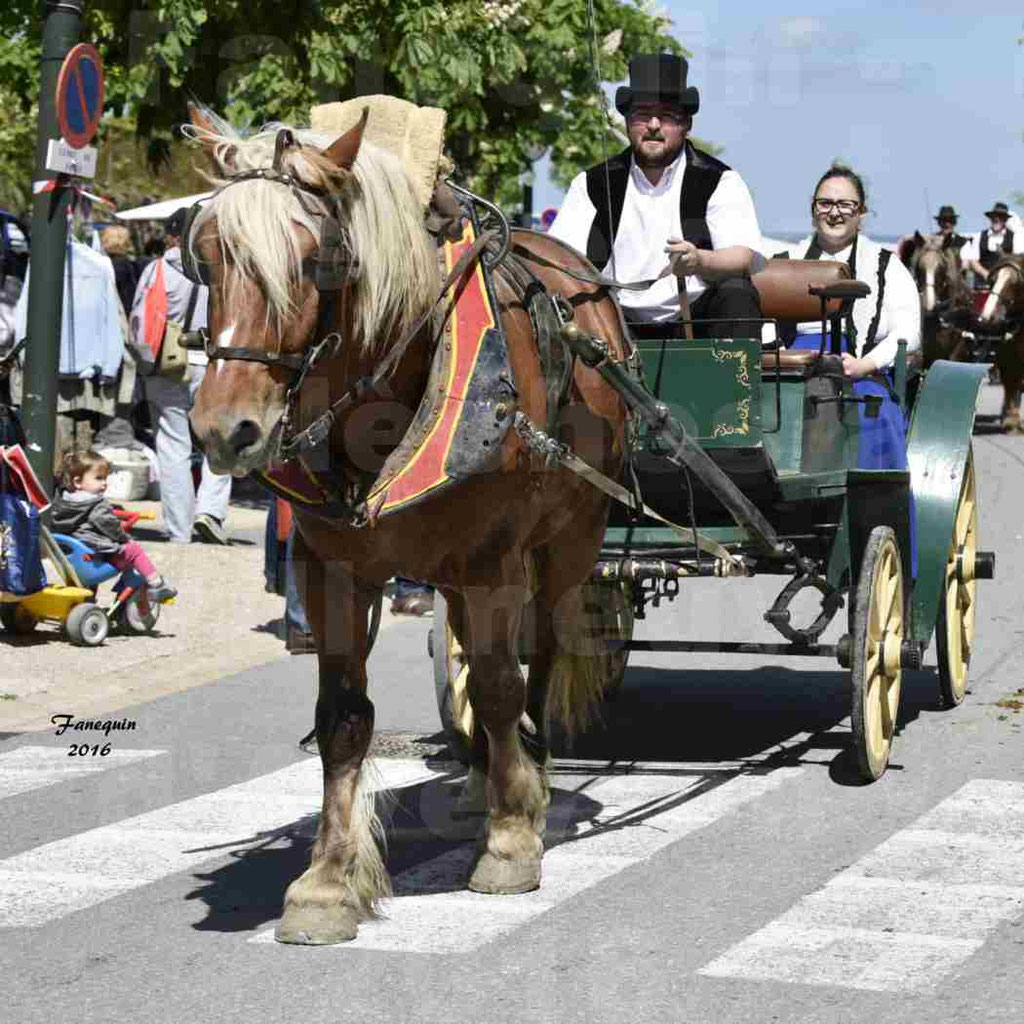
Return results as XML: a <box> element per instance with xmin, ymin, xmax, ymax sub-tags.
<box><xmin>322</xmin><ymin>108</ymin><xmax>368</xmax><ymax>171</ymax></box>
<box><xmin>913</xmin><ymin>230</ymin><xmax>923</xmax><ymax>244</ymax></box>
<box><xmin>187</xmin><ymin>101</ymin><xmax>237</xmax><ymax>173</ymax></box>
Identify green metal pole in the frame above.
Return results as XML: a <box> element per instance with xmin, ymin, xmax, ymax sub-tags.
<box><xmin>21</xmin><ymin>0</ymin><xmax>85</xmax><ymax>495</ymax></box>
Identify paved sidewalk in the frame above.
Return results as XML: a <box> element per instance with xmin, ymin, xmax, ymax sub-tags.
<box><xmin>1</xmin><ymin>496</ymin><xmax>292</xmax><ymax>734</ymax></box>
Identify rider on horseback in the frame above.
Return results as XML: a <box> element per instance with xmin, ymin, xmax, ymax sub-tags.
<box><xmin>547</xmin><ymin>54</ymin><xmax>762</xmax><ymax>337</ymax></box>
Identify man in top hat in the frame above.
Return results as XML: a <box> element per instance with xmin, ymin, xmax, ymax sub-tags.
<box><xmin>548</xmin><ymin>53</ymin><xmax>762</xmax><ymax>336</ymax></box>
<box><xmin>963</xmin><ymin>201</ymin><xmax>1024</xmax><ymax>282</ymax></box>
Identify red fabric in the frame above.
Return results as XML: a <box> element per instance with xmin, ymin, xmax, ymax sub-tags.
<box><xmin>276</xmin><ymin>499</ymin><xmax>292</xmax><ymax>542</ymax></box>
<box><xmin>107</xmin><ymin>540</ymin><xmax>158</xmax><ymax>580</ymax></box>
<box><xmin>140</xmin><ymin>259</ymin><xmax>168</xmax><ymax>361</ymax></box>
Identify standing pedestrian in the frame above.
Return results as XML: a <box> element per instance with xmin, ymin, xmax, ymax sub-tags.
<box><xmin>130</xmin><ymin>208</ymin><xmax>231</xmax><ymax>544</ymax></box>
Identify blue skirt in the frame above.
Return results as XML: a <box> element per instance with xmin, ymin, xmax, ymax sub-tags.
<box><xmin>791</xmin><ymin>333</ymin><xmax>916</xmax><ymax>576</ymax></box>
<box><xmin>790</xmin><ymin>334</ymin><xmax>907</xmax><ymax>471</ymax></box>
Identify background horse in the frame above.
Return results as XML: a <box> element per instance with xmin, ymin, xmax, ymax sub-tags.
<box><xmin>977</xmin><ymin>256</ymin><xmax>1024</xmax><ymax>432</ymax></box>
<box><xmin>185</xmin><ymin>108</ymin><xmax>628</xmax><ymax>944</ymax></box>
<box><xmin>900</xmin><ymin>231</ymin><xmax>973</xmax><ymax>365</ymax></box>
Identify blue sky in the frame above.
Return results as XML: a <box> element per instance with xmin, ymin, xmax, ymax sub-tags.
<box><xmin>533</xmin><ymin>2</ymin><xmax>1023</xmax><ymax>238</ymax></box>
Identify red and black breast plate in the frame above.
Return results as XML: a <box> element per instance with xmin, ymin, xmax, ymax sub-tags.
<box><xmin>256</xmin><ymin>217</ymin><xmax>515</xmax><ymax>518</ymax></box>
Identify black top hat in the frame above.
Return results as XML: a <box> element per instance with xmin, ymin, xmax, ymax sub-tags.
<box><xmin>614</xmin><ymin>54</ymin><xmax>700</xmax><ymax>117</ymax></box>
<box><xmin>984</xmin><ymin>201</ymin><xmax>1010</xmax><ymax>220</ymax></box>
<box><xmin>934</xmin><ymin>205</ymin><xmax>958</xmax><ymax>224</ymax></box>
<box><xmin>164</xmin><ymin>207</ymin><xmax>189</xmax><ymax>237</ymax></box>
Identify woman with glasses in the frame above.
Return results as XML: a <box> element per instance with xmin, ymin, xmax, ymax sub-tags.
<box><xmin>775</xmin><ymin>164</ymin><xmax>921</xmax><ymax>472</ymax></box>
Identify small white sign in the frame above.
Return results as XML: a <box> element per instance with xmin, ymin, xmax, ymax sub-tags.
<box><xmin>45</xmin><ymin>138</ymin><xmax>98</xmax><ymax>178</ymax></box>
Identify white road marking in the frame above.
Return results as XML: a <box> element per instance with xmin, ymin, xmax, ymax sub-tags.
<box><xmin>0</xmin><ymin>758</ymin><xmax>435</xmax><ymax>928</ymax></box>
<box><xmin>251</xmin><ymin>764</ymin><xmax>805</xmax><ymax>952</ymax></box>
<box><xmin>699</xmin><ymin>779</ymin><xmax>1024</xmax><ymax>992</ymax></box>
<box><xmin>0</xmin><ymin>746</ymin><xmax>165</xmax><ymax>800</ymax></box>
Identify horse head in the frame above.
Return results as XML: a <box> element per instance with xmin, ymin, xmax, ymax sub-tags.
<box><xmin>913</xmin><ymin>232</ymin><xmax>965</xmax><ymax>315</ymax></box>
<box><xmin>979</xmin><ymin>256</ymin><xmax>1024</xmax><ymax>324</ymax></box>
<box><xmin>183</xmin><ymin>104</ymin><xmax>438</xmax><ymax>476</ymax></box>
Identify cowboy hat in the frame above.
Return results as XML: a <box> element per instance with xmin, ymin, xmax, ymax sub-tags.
<box><xmin>614</xmin><ymin>54</ymin><xmax>700</xmax><ymax>117</ymax></box>
<box><xmin>934</xmin><ymin>205</ymin><xmax>958</xmax><ymax>223</ymax></box>
<box><xmin>984</xmin><ymin>201</ymin><xmax>1011</xmax><ymax>220</ymax></box>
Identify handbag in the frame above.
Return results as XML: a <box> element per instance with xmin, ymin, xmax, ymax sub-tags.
<box><xmin>157</xmin><ymin>282</ymin><xmax>199</xmax><ymax>378</ymax></box>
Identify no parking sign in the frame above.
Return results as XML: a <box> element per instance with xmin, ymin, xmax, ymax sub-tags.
<box><xmin>55</xmin><ymin>43</ymin><xmax>105</xmax><ymax>150</ymax></box>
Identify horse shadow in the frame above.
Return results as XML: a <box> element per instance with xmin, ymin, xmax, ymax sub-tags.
<box><xmin>184</xmin><ymin>664</ymin><xmax>942</xmax><ymax>933</ymax></box>
<box><xmin>184</xmin><ymin>767</ymin><xmax>605</xmax><ymax>933</ymax></box>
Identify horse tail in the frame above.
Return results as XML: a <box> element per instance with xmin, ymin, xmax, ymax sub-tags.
<box><xmin>545</xmin><ymin>580</ymin><xmax>632</xmax><ymax>738</ymax></box>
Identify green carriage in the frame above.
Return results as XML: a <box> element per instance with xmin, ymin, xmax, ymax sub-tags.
<box><xmin>434</xmin><ymin>265</ymin><xmax>993</xmax><ymax>782</ymax></box>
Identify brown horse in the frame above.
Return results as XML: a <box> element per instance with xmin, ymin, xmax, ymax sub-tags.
<box><xmin>184</xmin><ymin>108</ymin><xmax>628</xmax><ymax>944</ymax></box>
<box><xmin>977</xmin><ymin>256</ymin><xmax>1024</xmax><ymax>431</ymax></box>
<box><xmin>901</xmin><ymin>231</ymin><xmax>973</xmax><ymax>365</ymax></box>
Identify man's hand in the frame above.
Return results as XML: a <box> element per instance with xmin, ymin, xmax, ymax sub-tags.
<box><xmin>665</xmin><ymin>237</ymin><xmax>703</xmax><ymax>278</ymax></box>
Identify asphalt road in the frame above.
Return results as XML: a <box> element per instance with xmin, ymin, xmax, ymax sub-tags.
<box><xmin>3</xmin><ymin>390</ymin><xmax>1024</xmax><ymax>1024</ymax></box>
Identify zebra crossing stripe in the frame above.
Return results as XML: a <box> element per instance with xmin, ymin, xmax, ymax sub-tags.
<box><xmin>698</xmin><ymin>779</ymin><xmax>1024</xmax><ymax>992</ymax></box>
<box><xmin>0</xmin><ymin>757</ymin><xmax>436</xmax><ymax>928</ymax></box>
<box><xmin>250</xmin><ymin>765</ymin><xmax>805</xmax><ymax>952</ymax></box>
<box><xmin>0</xmin><ymin>746</ymin><xmax>166</xmax><ymax>800</ymax></box>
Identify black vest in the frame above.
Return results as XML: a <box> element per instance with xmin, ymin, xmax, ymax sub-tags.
<box><xmin>583</xmin><ymin>141</ymin><xmax>729</xmax><ymax>268</ymax></box>
<box><xmin>979</xmin><ymin>229</ymin><xmax>1013</xmax><ymax>270</ymax></box>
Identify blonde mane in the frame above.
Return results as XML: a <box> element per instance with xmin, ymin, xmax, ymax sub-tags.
<box><xmin>185</xmin><ymin>119</ymin><xmax>439</xmax><ymax>352</ymax></box>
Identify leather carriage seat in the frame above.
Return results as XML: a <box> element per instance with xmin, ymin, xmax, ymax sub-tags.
<box><xmin>751</xmin><ymin>258</ymin><xmax>852</xmax><ymax>321</ymax></box>
<box><xmin>752</xmin><ymin>258</ymin><xmax>855</xmax><ymax>371</ymax></box>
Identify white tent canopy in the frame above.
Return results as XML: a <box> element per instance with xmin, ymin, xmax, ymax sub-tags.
<box><xmin>114</xmin><ymin>192</ymin><xmax>213</xmax><ymax>221</ymax></box>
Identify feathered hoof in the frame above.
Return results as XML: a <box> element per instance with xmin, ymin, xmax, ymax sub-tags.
<box><xmin>275</xmin><ymin>901</ymin><xmax>359</xmax><ymax>945</ymax></box>
<box><xmin>467</xmin><ymin>851</ymin><xmax>541</xmax><ymax>895</ymax></box>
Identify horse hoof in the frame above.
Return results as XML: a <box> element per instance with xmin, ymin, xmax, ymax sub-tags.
<box><xmin>468</xmin><ymin>852</ymin><xmax>541</xmax><ymax>895</ymax></box>
<box><xmin>275</xmin><ymin>902</ymin><xmax>358</xmax><ymax>945</ymax></box>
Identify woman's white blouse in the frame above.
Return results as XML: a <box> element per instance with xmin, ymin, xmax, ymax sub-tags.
<box><xmin>780</xmin><ymin>233</ymin><xmax>921</xmax><ymax>370</ymax></box>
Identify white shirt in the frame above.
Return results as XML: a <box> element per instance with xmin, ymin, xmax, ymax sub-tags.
<box><xmin>780</xmin><ymin>234</ymin><xmax>920</xmax><ymax>370</ymax></box>
<box><xmin>548</xmin><ymin>148</ymin><xmax>762</xmax><ymax>322</ymax></box>
<box><xmin>962</xmin><ymin>226</ymin><xmax>1024</xmax><ymax>262</ymax></box>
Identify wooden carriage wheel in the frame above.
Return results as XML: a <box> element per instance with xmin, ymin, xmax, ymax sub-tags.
<box><xmin>936</xmin><ymin>450</ymin><xmax>977</xmax><ymax>708</ymax></box>
<box><xmin>850</xmin><ymin>526</ymin><xmax>905</xmax><ymax>782</ymax></box>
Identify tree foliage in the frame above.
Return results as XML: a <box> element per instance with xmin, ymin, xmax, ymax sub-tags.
<box><xmin>0</xmin><ymin>0</ymin><xmax>682</xmax><ymax>213</ymax></box>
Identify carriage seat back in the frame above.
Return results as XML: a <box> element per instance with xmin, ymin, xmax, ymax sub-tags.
<box><xmin>751</xmin><ymin>258</ymin><xmax>852</xmax><ymax>320</ymax></box>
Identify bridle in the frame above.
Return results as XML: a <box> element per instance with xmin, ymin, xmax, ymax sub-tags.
<box><xmin>181</xmin><ymin>127</ymin><xmax>499</xmax><ymax>461</ymax></box>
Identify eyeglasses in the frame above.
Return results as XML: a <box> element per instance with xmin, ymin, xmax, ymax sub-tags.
<box><xmin>627</xmin><ymin>108</ymin><xmax>686</xmax><ymax>127</ymax></box>
<box><xmin>938</xmin><ymin>220</ymin><xmax>955</xmax><ymax>228</ymax></box>
<box><xmin>812</xmin><ymin>198</ymin><xmax>861</xmax><ymax>216</ymax></box>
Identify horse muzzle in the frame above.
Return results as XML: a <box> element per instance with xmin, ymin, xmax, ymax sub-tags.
<box><xmin>191</xmin><ymin>412</ymin><xmax>281</xmax><ymax>477</ymax></box>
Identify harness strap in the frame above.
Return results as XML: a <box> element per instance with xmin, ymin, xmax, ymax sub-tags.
<box><xmin>512</xmin><ymin>412</ymin><xmax>745</xmax><ymax>571</ymax></box>
<box><xmin>510</xmin><ymin>241</ymin><xmax>672</xmax><ymax>292</ymax></box>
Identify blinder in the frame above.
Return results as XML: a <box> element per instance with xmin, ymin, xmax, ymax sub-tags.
<box><xmin>178</xmin><ymin>201</ymin><xmax>210</xmax><ymax>286</ymax></box>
